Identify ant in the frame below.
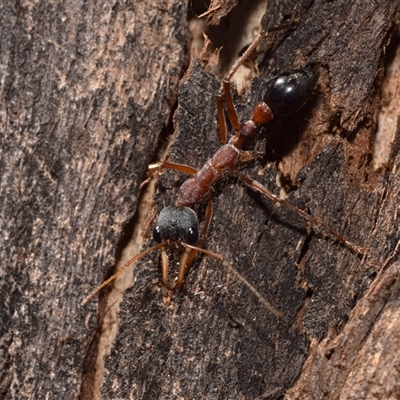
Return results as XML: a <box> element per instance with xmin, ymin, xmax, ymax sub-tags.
<box><xmin>82</xmin><ymin>25</ymin><xmax>367</xmax><ymax>317</ymax></box>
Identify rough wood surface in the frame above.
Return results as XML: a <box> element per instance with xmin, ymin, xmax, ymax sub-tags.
<box><xmin>0</xmin><ymin>1</ymin><xmax>187</xmax><ymax>399</ymax></box>
<box><xmin>1</xmin><ymin>0</ymin><xmax>400</xmax><ymax>399</ymax></box>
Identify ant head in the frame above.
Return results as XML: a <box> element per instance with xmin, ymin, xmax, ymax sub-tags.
<box><xmin>262</xmin><ymin>69</ymin><xmax>318</xmax><ymax>117</ymax></box>
<box><xmin>153</xmin><ymin>206</ymin><xmax>199</xmax><ymax>245</ymax></box>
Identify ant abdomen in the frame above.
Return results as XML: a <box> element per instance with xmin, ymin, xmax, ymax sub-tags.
<box><xmin>153</xmin><ymin>206</ymin><xmax>199</xmax><ymax>245</ymax></box>
<box><xmin>263</xmin><ymin>69</ymin><xmax>318</xmax><ymax>117</ymax></box>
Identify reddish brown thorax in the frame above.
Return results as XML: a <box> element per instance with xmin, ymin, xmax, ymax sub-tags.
<box><xmin>176</xmin><ymin>100</ymin><xmax>274</xmax><ymax>207</ymax></box>
<box><xmin>176</xmin><ymin>144</ymin><xmax>241</xmax><ymax>207</ymax></box>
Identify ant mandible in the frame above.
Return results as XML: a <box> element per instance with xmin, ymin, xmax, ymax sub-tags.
<box><xmin>82</xmin><ymin>25</ymin><xmax>367</xmax><ymax>317</ymax></box>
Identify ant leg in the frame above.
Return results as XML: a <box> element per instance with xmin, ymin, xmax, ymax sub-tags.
<box><xmin>236</xmin><ymin>171</ymin><xmax>368</xmax><ymax>255</ymax></box>
<box><xmin>216</xmin><ymin>68</ymin><xmax>241</xmax><ymax>145</ymax></box>
<box><xmin>157</xmin><ymin>161</ymin><xmax>198</xmax><ymax>175</ymax></box>
<box><xmin>221</xmin><ymin>79</ymin><xmax>240</xmax><ymax>133</ymax></box>
<box><xmin>148</xmin><ymin>161</ymin><xmax>198</xmax><ymax>176</ymax></box>
<box><xmin>216</xmin><ymin>94</ymin><xmax>228</xmax><ymax>145</ymax></box>
<box><xmin>142</xmin><ymin>161</ymin><xmax>198</xmax><ymax>188</ymax></box>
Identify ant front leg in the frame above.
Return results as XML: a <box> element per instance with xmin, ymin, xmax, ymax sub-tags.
<box><xmin>216</xmin><ymin>68</ymin><xmax>242</xmax><ymax>145</ymax></box>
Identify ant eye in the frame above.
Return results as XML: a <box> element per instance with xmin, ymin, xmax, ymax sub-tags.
<box><xmin>186</xmin><ymin>227</ymin><xmax>198</xmax><ymax>244</ymax></box>
<box><xmin>153</xmin><ymin>226</ymin><xmax>162</xmax><ymax>243</ymax></box>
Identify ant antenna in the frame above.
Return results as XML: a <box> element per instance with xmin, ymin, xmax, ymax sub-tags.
<box><xmin>82</xmin><ymin>242</ymin><xmax>166</xmax><ymax>306</ymax></box>
<box><xmin>182</xmin><ymin>243</ymin><xmax>283</xmax><ymax>317</ymax></box>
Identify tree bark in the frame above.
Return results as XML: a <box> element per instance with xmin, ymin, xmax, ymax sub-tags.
<box><xmin>0</xmin><ymin>1</ymin><xmax>187</xmax><ymax>399</ymax></box>
<box><xmin>1</xmin><ymin>0</ymin><xmax>399</xmax><ymax>399</ymax></box>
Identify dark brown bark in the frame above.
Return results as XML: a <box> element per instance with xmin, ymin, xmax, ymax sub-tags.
<box><xmin>0</xmin><ymin>1</ymin><xmax>187</xmax><ymax>399</ymax></box>
<box><xmin>1</xmin><ymin>0</ymin><xmax>400</xmax><ymax>399</ymax></box>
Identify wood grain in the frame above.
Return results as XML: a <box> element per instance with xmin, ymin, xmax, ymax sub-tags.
<box><xmin>1</xmin><ymin>0</ymin><xmax>399</xmax><ymax>399</ymax></box>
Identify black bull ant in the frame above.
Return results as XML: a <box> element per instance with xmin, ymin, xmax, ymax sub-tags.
<box><xmin>82</xmin><ymin>27</ymin><xmax>367</xmax><ymax>317</ymax></box>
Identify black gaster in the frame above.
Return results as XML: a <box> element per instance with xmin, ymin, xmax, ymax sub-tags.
<box><xmin>262</xmin><ymin>69</ymin><xmax>318</xmax><ymax>117</ymax></box>
<box><xmin>153</xmin><ymin>206</ymin><xmax>199</xmax><ymax>245</ymax></box>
